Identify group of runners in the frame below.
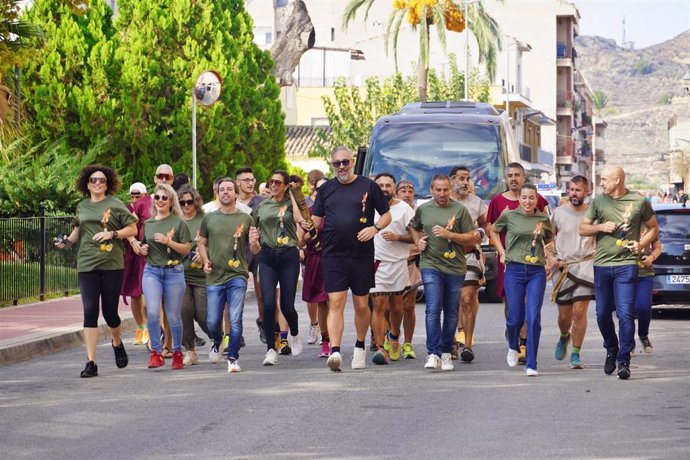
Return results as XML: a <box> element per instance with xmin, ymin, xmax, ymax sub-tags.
<box><xmin>57</xmin><ymin>148</ymin><xmax>659</xmax><ymax>380</ymax></box>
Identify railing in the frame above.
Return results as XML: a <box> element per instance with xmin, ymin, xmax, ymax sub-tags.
<box><xmin>0</xmin><ymin>214</ymin><xmax>78</xmax><ymax>306</ymax></box>
<box><xmin>519</xmin><ymin>142</ymin><xmax>533</xmax><ymax>162</ymax></box>
<box><xmin>557</xmin><ymin>90</ymin><xmax>574</xmax><ymax>108</ymax></box>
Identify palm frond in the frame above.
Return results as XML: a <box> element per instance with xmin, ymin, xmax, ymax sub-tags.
<box><xmin>342</xmin><ymin>0</ymin><xmax>369</xmax><ymax>31</ymax></box>
<box><xmin>361</xmin><ymin>0</ymin><xmax>378</xmax><ymax>27</ymax></box>
<box><xmin>431</xmin><ymin>6</ymin><xmax>447</xmax><ymax>55</ymax></box>
<box><xmin>387</xmin><ymin>10</ymin><xmax>404</xmax><ymax>71</ymax></box>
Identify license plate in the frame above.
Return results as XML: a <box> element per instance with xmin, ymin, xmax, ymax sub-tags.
<box><xmin>666</xmin><ymin>275</ymin><xmax>690</xmax><ymax>284</ymax></box>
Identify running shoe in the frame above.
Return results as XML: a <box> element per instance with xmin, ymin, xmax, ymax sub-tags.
<box><xmin>306</xmin><ymin>324</ymin><xmax>320</xmax><ymax>345</ymax></box>
<box><xmin>617</xmin><ymin>362</ymin><xmax>631</xmax><ymax>380</ymax></box>
<box><xmin>372</xmin><ymin>348</ymin><xmax>388</xmax><ymax>365</ymax></box>
<box><xmin>133</xmin><ymin>328</ymin><xmax>145</xmax><ymax>346</ymax></box>
<box><xmin>183</xmin><ymin>350</ymin><xmax>198</xmax><ymax>366</ymax></box>
<box><xmin>171</xmin><ymin>350</ymin><xmax>184</xmax><ymax>370</ymax></box>
<box><xmin>256</xmin><ymin>318</ymin><xmax>266</xmax><ymax>344</ymax></box>
<box><xmin>112</xmin><ymin>340</ymin><xmax>129</xmax><ymax>369</ymax></box>
<box><xmin>319</xmin><ymin>340</ymin><xmax>331</xmax><ymax>358</ymax></box>
<box><xmin>526</xmin><ymin>368</ymin><xmax>539</xmax><ymax>377</ymax></box>
<box><xmin>402</xmin><ymin>343</ymin><xmax>416</xmax><ymax>359</ymax></box>
<box><xmin>604</xmin><ymin>352</ymin><xmax>617</xmax><ymax>375</ymax></box>
<box><xmin>274</xmin><ymin>332</ymin><xmax>281</xmax><ymax>351</ymax></box>
<box><xmin>460</xmin><ymin>347</ymin><xmax>475</xmax><ymax>363</ymax></box>
<box><xmin>222</xmin><ymin>334</ymin><xmax>229</xmax><ymax>353</ymax></box>
<box><xmin>279</xmin><ymin>339</ymin><xmax>292</xmax><ymax>356</ymax></box>
<box><xmin>290</xmin><ymin>334</ymin><xmax>303</xmax><ymax>356</ymax></box>
<box><xmin>507</xmin><ymin>348</ymin><xmax>518</xmax><ymax>367</ymax></box>
<box><xmin>209</xmin><ymin>343</ymin><xmax>222</xmax><ymax>363</ymax></box>
<box><xmin>80</xmin><ymin>361</ymin><xmax>98</xmax><ymax>378</ymax></box>
<box><xmin>424</xmin><ymin>354</ymin><xmax>441</xmax><ymax>369</ymax></box>
<box><xmin>227</xmin><ymin>359</ymin><xmax>241</xmax><ymax>373</ymax></box>
<box><xmin>194</xmin><ymin>335</ymin><xmax>206</xmax><ymax>347</ymax></box>
<box><xmin>569</xmin><ymin>353</ymin><xmax>583</xmax><ymax>369</ymax></box>
<box><xmin>352</xmin><ymin>347</ymin><xmax>366</xmax><ymax>369</ymax></box>
<box><xmin>441</xmin><ymin>353</ymin><xmax>454</xmax><ymax>371</ymax></box>
<box><xmin>517</xmin><ymin>345</ymin><xmax>527</xmax><ymax>365</ymax></box>
<box><xmin>640</xmin><ymin>337</ymin><xmax>654</xmax><ymax>354</ymax></box>
<box><xmin>389</xmin><ymin>337</ymin><xmax>401</xmax><ymax>361</ymax></box>
<box><xmin>263</xmin><ymin>348</ymin><xmax>278</xmax><ymax>366</ymax></box>
<box><xmin>555</xmin><ymin>333</ymin><xmax>570</xmax><ymax>361</ymax></box>
<box><xmin>147</xmin><ymin>351</ymin><xmax>164</xmax><ymax>369</ymax></box>
<box><xmin>141</xmin><ymin>328</ymin><xmax>150</xmax><ymax>346</ymax></box>
<box><xmin>455</xmin><ymin>330</ymin><xmax>466</xmax><ymax>348</ymax></box>
<box><xmin>327</xmin><ymin>351</ymin><xmax>342</xmax><ymax>372</ymax></box>
<box><xmin>383</xmin><ymin>332</ymin><xmax>391</xmax><ymax>353</ymax></box>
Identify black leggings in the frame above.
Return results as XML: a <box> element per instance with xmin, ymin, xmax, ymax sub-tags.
<box><xmin>259</xmin><ymin>246</ymin><xmax>300</xmax><ymax>349</ymax></box>
<box><xmin>78</xmin><ymin>269</ymin><xmax>123</xmax><ymax>328</ymax></box>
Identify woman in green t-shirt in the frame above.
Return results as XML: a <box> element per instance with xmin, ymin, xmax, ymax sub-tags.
<box><xmin>135</xmin><ymin>184</ymin><xmax>192</xmax><ymax>370</ymax></box>
<box><xmin>55</xmin><ymin>165</ymin><xmax>138</xmax><ymax>378</ymax></box>
<box><xmin>490</xmin><ymin>183</ymin><xmax>553</xmax><ymax>377</ymax></box>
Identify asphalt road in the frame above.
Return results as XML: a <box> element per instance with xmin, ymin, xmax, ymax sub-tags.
<box><xmin>1</xmin><ymin>293</ymin><xmax>689</xmax><ymax>459</ymax></box>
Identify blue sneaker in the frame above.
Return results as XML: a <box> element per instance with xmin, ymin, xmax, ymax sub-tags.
<box><xmin>569</xmin><ymin>353</ymin><xmax>583</xmax><ymax>369</ymax></box>
<box><xmin>555</xmin><ymin>333</ymin><xmax>570</xmax><ymax>361</ymax></box>
<box><xmin>372</xmin><ymin>348</ymin><xmax>388</xmax><ymax>365</ymax></box>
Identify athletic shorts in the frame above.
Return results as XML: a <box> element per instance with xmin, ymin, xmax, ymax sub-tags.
<box><xmin>463</xmin><ymin>251</ymin><xmax>485</xmax><ymax>287</ymax></box>
<box><xmin>321</xmin><ymin>254</ymin><xmax>375</xmax><ymax>296</ymax></box>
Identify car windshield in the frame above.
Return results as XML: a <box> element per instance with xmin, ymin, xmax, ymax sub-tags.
<box><xmin>365</xmin><ymin>122</ymin><xmax>504</xmax><ymax>200</ymax></box>
<box><xmin>656</xmin><ymin>212</ymin><xmax>690</xmax><ymax>240</ymax></box>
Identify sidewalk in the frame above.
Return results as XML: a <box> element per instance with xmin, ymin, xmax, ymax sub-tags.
<box><xmin>0</xmin><ymin>283</ymin><xmax>258</xmax><ymax>367</ymax></box>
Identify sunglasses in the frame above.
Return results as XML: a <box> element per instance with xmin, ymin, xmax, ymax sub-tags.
<box><xmin>153</xmin><ymin>194</ymin><xmax>169</xmax><ymax>201</ymax></box>
<box><xmin>179</xmin><ymin>199</ymin><xmax>194</xmax><ymax>206</ymax></box>
<box><xmin>268</xmin><ymin>179</ymin><xmax>284</xmax><ymax>186</ymax></box>
<box><xmin>89</xmin><ymin>177</ymin><xmax>107</xmax><ymax>184</ymax></box>
<box><xmin>331</xmin><ymin>159</ymin><xmax>351</xmax><ymax>168</ymax></box>
<box><xmin>156</xmin><ymin>173</ymin><xmax>173</xmax><ymax>181</ymax></box>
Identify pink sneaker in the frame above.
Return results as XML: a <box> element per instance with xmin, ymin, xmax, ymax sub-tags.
<box><xmin>319</xmin><ymin>340</ymin><xmax>331</xmax><ymax>358</ymax></box>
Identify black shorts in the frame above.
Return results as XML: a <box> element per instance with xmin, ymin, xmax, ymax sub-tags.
<box><xmin>321</xmin><ymin>254</ymin><xmax>375</xmax><ymax>296</ymax></box>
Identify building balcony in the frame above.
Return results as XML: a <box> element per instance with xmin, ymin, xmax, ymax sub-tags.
<box><xmin>519</xmin><ymin>142</ymin><xmax>534</xmax><ymax>162</ymax></box>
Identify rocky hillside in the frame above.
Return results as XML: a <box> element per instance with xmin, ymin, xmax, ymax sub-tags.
<box><xmin>575</xmin><ymin>30</ymin><xmax>690</xmax><ymax>186</ymax></box>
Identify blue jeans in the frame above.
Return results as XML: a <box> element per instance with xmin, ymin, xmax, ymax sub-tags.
<box><xmin>142</xmin><ymin>264</ymin><xmax>186</xmax><ymax>353</ymax></box>
<box><xmin>594</xmin><ymin>264</ymin><xmax>638</xmax><ymax>364</ymax></box>
<box><xmin>635</xmin><ymin>276</ymin><xmax>653</xmax><ymax>339</ymax></box>
<box><xmin>504</xmin><ymin>263</ymin><xmax>546</xmax><ymax>370</ymax></box>
<box><xmin>421</xmin><ymin>268</ymin><xmax>464</xmax><ymax>357</ymax></box>
<box><xmin>207</xmin><ymin>277</ymin><xmax>247</xmax><ymax>360</ymax></box>
<box><xmin>259</xmin><ymin>246</ymin><xmax>300</xmax><ymax>350</ymax></box>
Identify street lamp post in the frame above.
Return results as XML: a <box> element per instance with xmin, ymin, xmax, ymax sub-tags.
<box><xmin>191</xmin><ymin>71</ymin><xmax>222</xmax><ymax>189</ymax></box>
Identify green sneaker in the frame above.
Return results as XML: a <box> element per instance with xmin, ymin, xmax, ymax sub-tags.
<box><xmin>383</xmin><ymin>332</ymin><xmax>391</xmax><ymax>353</ymax></box>
<box><xmin>555</xmin><ymin>333</ymin><xmax>570</xmax><ymax>361</ymax></box>
<box><xmin>222</xmin><ymin>334</ymin><xmax>229</xmax><ymax>354</ymax></box>
<box><xmin>569</xmin><ymin>352</ymin><xmax>583</xmax><ymax>369</ymax></box>
<box><xmin>389</xmin><ymin>338</ymin><xmax>401</xmax><ymax>361</ymax></box>
<box><xmin>402</xmin><ymin>342</ymin><xmax>416</xmax><ymax>359</ymax></box>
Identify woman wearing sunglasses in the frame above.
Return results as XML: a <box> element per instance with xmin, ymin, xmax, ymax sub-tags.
<box><xmin>55</xmin><ymin>165</ymin><xmax>138</xmax><ymax>378</ymax></box>
<box><xmin>134</xmin><ymin>184</ymin><xmax>192</xmax><ymax>370</ymax></box>
<box><xmin>177</xmin><ymin>185</ymin><xmax>211</xmax><ymax>365</ymax></box>
<box><xmin>253</xmin><ymin>170</ymin><xmax>308</xmax><ymax>366</ymax></box>
<box><xmin>489</xmin><ymin>183</ymin><xmax>553</xmax><ymax>377</ymax></box>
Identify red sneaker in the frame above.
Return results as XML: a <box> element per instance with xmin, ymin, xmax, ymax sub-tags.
<box><xmin>171</xmin><ymin>350</ymin><xmax>184</xmax><ymax>370</ymax></box>
<box><xmin>147</xmin><ymin>351</ymin><xmax>164</xmax><ymax>369</ymax></box>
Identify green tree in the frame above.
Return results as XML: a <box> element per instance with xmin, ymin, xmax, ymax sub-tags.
<box><xmin>113</xmin><ymin>0</ymin><xmax>285</xmax><ymax>195</ymax></box>
<box><xmin>343</xmin><ymin>0</ymin><xmax>501</xmax><ymax>101</ymax></box>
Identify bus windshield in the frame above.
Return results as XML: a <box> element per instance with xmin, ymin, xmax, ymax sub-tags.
<box><xmin>364</xmin><ymin>122</ymin><xmax>504</xmax><ymax>200</ymax></box>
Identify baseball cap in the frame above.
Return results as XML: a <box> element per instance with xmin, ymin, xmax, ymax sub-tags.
<box><xmin>129</xmin><ymin>182</ymin><xmax>147</xmax><ymax>194</ymax></box>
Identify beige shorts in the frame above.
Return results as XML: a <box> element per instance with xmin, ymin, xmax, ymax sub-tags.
<box><xmin>464</xmin><ymin>251</ymin><xmax>485</xmax><ymax>287</ymax></box>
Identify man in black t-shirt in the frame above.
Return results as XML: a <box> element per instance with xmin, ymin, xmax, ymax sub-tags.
<box><xmin>312</xmin><ymin>147</ymin><xmax>391</xmax><ymax>372</ymax></box>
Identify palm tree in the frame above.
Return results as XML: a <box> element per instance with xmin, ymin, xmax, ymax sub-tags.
<box><xmin>592</xmin><ymin>90</ymin><xmax>609</xmax><ymax>117</ymax></box>
<box><xmin>343</xmin><ymin>0</ymin><xmax>502</xmax><ymax>101</ymax></box>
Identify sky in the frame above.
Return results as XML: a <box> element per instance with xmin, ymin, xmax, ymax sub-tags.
<box><xmin>574</xmin><ymin>0</ymin><xmax>690</xmax><ymax>49</ymax></box>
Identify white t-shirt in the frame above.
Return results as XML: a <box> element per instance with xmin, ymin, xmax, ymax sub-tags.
<box><xmin>551</xmin><ymin>205</ymin><xmax>595</xmax><ymax>261</ymax></box>
<box><xmin>374</xmin><ymin>201</ymin><xmax>415</xmax><ymax>263</ymax></box>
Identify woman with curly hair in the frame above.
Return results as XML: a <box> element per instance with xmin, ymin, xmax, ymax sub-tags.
<box><xmin>55</xmin><ymin>165</ymin><xmax>138</xmax><ymax>378</ymax></box>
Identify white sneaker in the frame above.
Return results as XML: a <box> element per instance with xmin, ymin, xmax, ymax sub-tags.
<box><xmin>227</xmin><ymin>359</ymin><xmax>241</xmax><ymax>373</ymax></box>
<box><xmin>327</xmin><ymin>351</ymin><xmax>342</xmax><ymax>372</ymax></box>
<box><xmin>526</xmin><ymin>368</ymin><xmax>539</xmax><ymax>377</ymax></box>
<box><xmin>306</xmin><ymin>324</ymin><xmax>320</xmax><ymax>344</ymax></box>
<box><xmin>183</xmin><ymin>350</ymin><xmax>198</xmax><ymax>366</ymax></box>
<box><xmin>290</xmin><ymin>334</ymin><xmax>303</xmax><ymax>356</ymax></box>
<box><xmin>424</xmin><ymin>354</ymin><xmax>441</xmax><ymax>369</ymax></box>
<box><xmin>209</xmin><ymin>343</ymin><xmax>222</xmax><ymax>363</ymax></box>
<box><xmin>262</xmin><ymin>348</ymin><xmax>278</xmax><ymax>366</ymax></box>
<box><xmin>507</xmin><ymin>348</ymin><xmax>518</xmax><ymax>367</ymax></box>
<box><xmin>351</xmin><ymin>347</ymin><xmax>366</xmax><ymax>369</ymax></box>
<box><xmin>441</xmin><ymin>353</ymin><xmax>454</xmax><ymax>371</ymax></box>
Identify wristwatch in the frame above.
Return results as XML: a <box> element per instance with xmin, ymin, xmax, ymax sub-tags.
<box><xmin>111</xmin><ymin>230</ymin><xmax>118</xmax><ymax>240</ymax></box>
<box><xmin>373</xmin><ymin>223</ymin><xmax>381</xmax><ymax>232</ymax></box>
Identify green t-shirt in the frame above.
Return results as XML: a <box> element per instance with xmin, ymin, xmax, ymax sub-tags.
<box><xmin>183</xmin><ymin>213</ymin><xmax>206</xmax><ymax>286</ymax></box>
<box><xmin>494</xmin><ymin>208</ymin><xmax>553</xmax><ymax>266</ymax></box>
<box><xmin>199</xmin><ymin>210</ymin><xmax>255</xmax><ymax>285</ymax></box>
<box><xmin>585</xmin><ymin>190</ymin><xmax>655</xmax><ymax>266</ymax></box>
<box><xmin>142</xmin><ymin>214</ymin><xmax>192</xmax><ymax>267</ymax></box>
<box><xmin>410</xmin><ymin>200</ymin><xmax>474</xmax><ymax>276</ymax></box>
<box><xmin>253</xmin><ymin>197</ymin><xmax>298</xmax><ymax>249</ymax></box>
<box><xmin>75</xmin><ymin>195</ymin><xmax>138</xmax><ymax>272</ymax></box>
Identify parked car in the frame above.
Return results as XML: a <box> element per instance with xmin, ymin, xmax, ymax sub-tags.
<box><xmin>651</xmin><ymin>203</ymin><xmax>690</xmax><ymax>306</ymax></box>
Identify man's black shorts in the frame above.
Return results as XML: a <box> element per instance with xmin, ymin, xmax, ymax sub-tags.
<box><xmin>321</xmin><ymin>254</ymin><xmax>375</xmax><ymax>296</ymax></box>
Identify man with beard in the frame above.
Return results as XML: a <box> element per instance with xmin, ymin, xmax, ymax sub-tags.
<box><xmin>579</xmin><ymin>166</ymin><xmax>658</xmax><ymax>379</ymax></box>
<box><xmin>312</xmin><ymin>147</ymin><xmax>391</xmax><ymax>372</ymax></box>
<box><xmin>369</xmin><ymin>173</ymin><xmax>415</xmax><ymax>365</ymax></box>
<box><xmin>487</xmin><ymin>163</ymin><xmax>549</xmax><ymax>364</ymax></box>
<box><xmin>449</xmin><ymin>166</ymin><xmax>488</xmax><ymax>363</ymax></box>
<box><xmin>546</xmin><ymin>176</ymin><xmax>596</xmax><ymax>369</ymax></box>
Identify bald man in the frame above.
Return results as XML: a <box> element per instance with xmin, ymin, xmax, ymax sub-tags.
<box><xmin>579</xmin><ymin>166</ymin><xmax>658</xmax><ymax>380</ymax></box>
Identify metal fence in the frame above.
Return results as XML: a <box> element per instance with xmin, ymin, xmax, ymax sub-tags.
<box><xmin>0</xmin><ymin>214</ymin><xmax>78</xmax><ymax>306</ymax></box>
